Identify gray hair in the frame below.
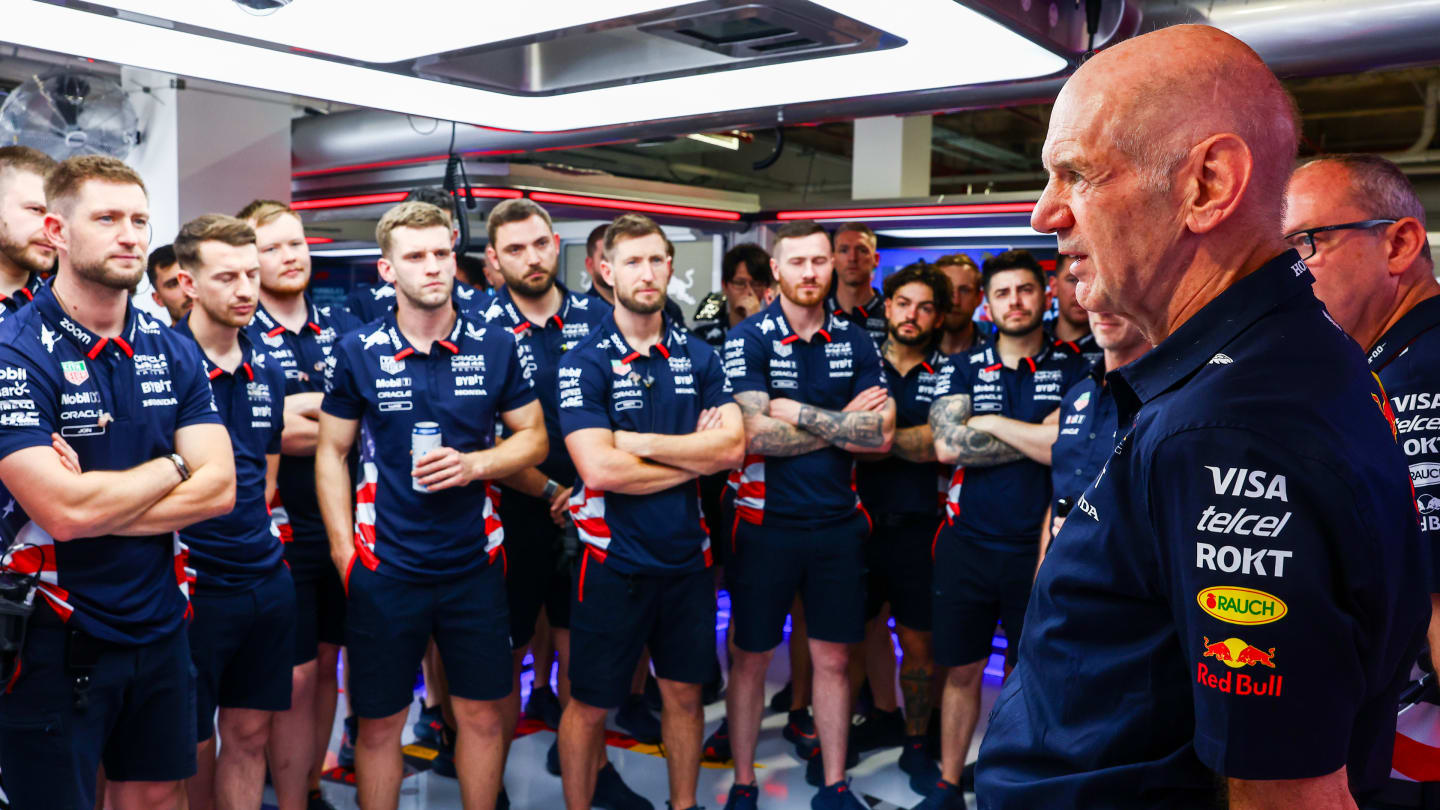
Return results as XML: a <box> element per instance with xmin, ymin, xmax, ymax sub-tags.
<box><xmin>1300</xmin><ymin>154</ymin><xmax>1431</xmax><ymax>263</ymax></box>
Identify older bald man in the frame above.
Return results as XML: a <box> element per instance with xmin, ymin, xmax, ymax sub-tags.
<box><xmin>974</xmin><ymin>25</ymin><xmax>1428</xmax><ymax>810</ymax></box>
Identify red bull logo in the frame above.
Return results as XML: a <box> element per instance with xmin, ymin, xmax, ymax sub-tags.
<box><xmin>1197</xmin><ymin>585</ymin><xmax>1287</xmax><ymax>626</ymax></box>
<box><xmin>1197</xmin><ymin>636</ymin><xmax>1282</xmax><ymax>696</ymax></box>
<box><xmin>1373</xmin><ymin>373</ymin><xmax>1398</xmax><ymax>442</ymax></box>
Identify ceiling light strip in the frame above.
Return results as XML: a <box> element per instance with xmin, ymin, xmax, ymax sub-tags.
<box><xmin>776</xmin><ymin>202</ymin><xmax>1037</xmax><ymax>220</ymax></box>
<box><xmin>304</xmin><ymin>237</ymin><xmax>335</xmax><ymax>244</ymax></box>
<box><xmin>292</xmin><ymin>151</ymin><xmax>527</xmax><ymax>179</ymax></box>
<box><xmin>291</xmin><ymin>192</ymin><xmax>410</xmax><ymax>211</ymax></box>
<box><xmin>528</xmin><ymin>192</ymin><xmax>742</xmax><ymax>221</ymax></box>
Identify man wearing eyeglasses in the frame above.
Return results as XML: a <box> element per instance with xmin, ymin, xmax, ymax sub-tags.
<box><xmin>691</xmin><ymin>243</ymin><xmax>773</xmax><ymax>348</ymax></box>
<box><xmin>1285</xmin><ymin>154</ymin><xmax>1440</xmax><ymax>674</ymax></box>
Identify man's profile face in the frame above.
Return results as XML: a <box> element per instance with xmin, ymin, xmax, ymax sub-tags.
<box><xmin>773</xmin><ymin>232</ymin><xmax>833</xmax><ymax>308</ymax></box>
<box><xmin>0</xmin><ymin>169</ymin><xmax>55</xmax><ymax>275</ymax></box>
<box><xmin>488</xmin><ymin>215</ymin><xmax>558</xmax><ymax>298</ymax></box>
<box><xmin>603</xmin><ymin>233</ymin><xmax>670</xmax><ymax>316</ymax></box>
<box><xmin>1088</xmin><ymin>309</ymin><xmax>1147</xmax><ymax>354</ymax></box>
<box><xmin>251</xmin><ymin>213</ymin><xmax>311</xmax><ymax>296</ymax></box>
<box><xmin>1283</xmin><ymin>164</ymin><xmax>1393</xmax><ymax>338</ymax></box>
<box><xmin>833</xmin><ymin>229</ymin><xmax>877</xmax><ymax>289</ymax></box>
<box><xmin>1052</xmin><ymin>258</ymin><xmax>1088</xmax><ymax>329</ymax></box>
<box><xmin>52</xmin><ymin>180</ymin><xmax>150</xmax><ymax>291</ymax></box>
<box><xmin>884</xmin><ymin>280</ymin><xmax>940</xmax><ymax>347</ymax></box>
<box><xmin>151</xmin><ymin>261</ymin><xmax>192</xmax><ymax>322</ymax></box>
<box><xmin>379</xmin><ymin>225</ymin><xmax>456</xmax><ymax>312</ymax></box>
<box><xmin>985</xmin><ymin>268</ymin><xmax>1047</xmax><ymax>338</ymax></box>
<box><xmin>585</xmin><ymin>241</ymin><xmax>612</xmax><ymax>295</ymax></box>
<box><xmin>183</xmin><ymin>242</ymin><xmax>260</xmax><ymax>329</ymax></box>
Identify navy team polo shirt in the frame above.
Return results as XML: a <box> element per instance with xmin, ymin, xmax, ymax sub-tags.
<box><xmin>826</xmin><ymin>288</ymin><xmax>887</xmax><ymax>346</ymax></box>
<box><xmin>245</xmin><ymin>295</ymin><xmax>361</xmax><ymax>572</ymax></box>
<box><xmin>1049</xmin><ymin>360</ymin><xmax>1122</xmax><ymax>516</ymax></box>
<box><xmin>483</xmin><ymin>284</ymin><xmax>608</xmax><ymax>486</ymax></box>
<box><xmin>934</xmin><ymin>341</ymin><xmax>1087</xmax><ymax>550</ymax></box>
<box><xmin>172</xmin><ymin>322</ymin><xmax>287</xmax><ymax>592</ymax></box>
<box><xmin>558</xmin><ymin>314</ymin><xmax>731</xmax><ymax>574</ymax></box>
<box><xmin>344</xmin><ymin>280</ymin><xmax>490</xmax><ymax>324</ymax></box>
<box><xmin>0</xmin><ymin>284</ymin><xmax>223</xmax><ymax>645</ymax></box>
<box><xmin>723</xmin><ymin>296</ymin><xmax>887</xmax><ymax>527</ymax></box>
<box><xmin>1368</xmin><ymin>295</ymin><xmax>1440</xmax><ymax>561</ymax></box>
<box><xmin>0</xmin><ymin>272</ymin><xmax>46</xmax><ymax>327</ymax></box>
<box><xmin>976</xmin><ymin>251</ymin><xmax>1429</xmax><ymax>808</ymax></box>
<box><xmin>855</xmin><ymin>345</ymin><xmax>949</xmax><ymax>518</ymax></box>
<box><xmin>322</xmin><ymin>310</ymin><xmax>535</xmax><ymax>582</ymax></box>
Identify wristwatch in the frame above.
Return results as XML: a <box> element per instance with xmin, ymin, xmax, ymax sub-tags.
<box><xmin>542</xmin><ymin>479</ymin><xmax>560</xmax><ymax>500</ymax></box>
<box><xmin>167</xmin><ymin>453</ymin><xmax>191</xmax><ymax>482</ymax></box>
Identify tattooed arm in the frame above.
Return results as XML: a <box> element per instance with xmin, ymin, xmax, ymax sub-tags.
<box><xmin>929</xmin><ymin>393</ymin><xmax>1025</xmax><ymax>467</ymax></box>
<box><xmin>967</xmin><ymin>409</ymin><xmax>1060</xmax><ymax>465</ymax></box>
<box><xmin>891</xmin><ymin>424</ymin><xmax>938</xmax><ymax>463</ymax></box>
<box><xmin>792</xmin><ymin>399</ymin><xmax>896</xmax><ymax>454</ymax></box>
<box><xmin>734</xmin><ymin>390</ymin><xmax>829</xmax><ymax>457</ymax></box>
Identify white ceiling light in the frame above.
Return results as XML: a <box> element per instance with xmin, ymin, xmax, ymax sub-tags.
<box><xmin>685</xmin><ymin>133</ymin><xmax>741</xmax><ymax>151</ymax></box>
<box><xmin>5</xmin><ymin>1</ymin><xmax>1067</xmax><ymax>133</ymax></box>
<box><xmin>877</xmin><ymin>227</ymin><xmax>1050</xmax><ymax>239</ymax></box>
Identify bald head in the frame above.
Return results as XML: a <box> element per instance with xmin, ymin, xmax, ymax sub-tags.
<box><xmin>1033</xmin><ymin>25</ymin><xmax>1299</xmax><ymax>341</ymax></box>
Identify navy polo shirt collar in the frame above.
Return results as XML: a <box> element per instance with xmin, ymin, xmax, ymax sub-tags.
<box><xmin>604</xmin><ymin>313</ymin><xmax>684</xmax><ymax>363</ymax></box>
<box><xmin>31</xmin><ymin>282</ymin><xmax>141</xmax><ymax>359</ymax></box>
<box><xmin>880</xmin><ymin>343</ymin><xmax>946</xmax><ymax>377</ymax></box>
<box><xmin>826</xmin><ymin>288</ymin><xmax>880</xmax><ymax>320</ymax></box>
<box><xmin>173</xmin><ymin>319</ymin><xmax>259</xmax><ymax>381</ymax></box>
<box><xmin>1367</xmin><ymin>293</ymin><xmax>1440</xmax><ymax>372</ymax></box>
<box><xmin>979</xmin><ymin>340</ymin><xmax>1054</xmax><ymax>375</ymax></box>
<box><xmin>493</xmin><ymin>282</ymin><xmax>575</xmax><ymax>334</ymax></box>
<box><xmin>764</xmin><ymin>297</ymin><xmax>836</xmax><ymax>345</ymax></box>
<box><xmin>0</xmin><ymin>272</ymin><xmax>42</xmax><ymax>309</ymax></box>
<box><xmin>1113</xmin><ymin>249</ymin><xmax>1311</xmax><ymax>417</ymax></box>
<box><xmin>383</xmin><ymin>311</ymin><xmax>465</xmax><ymax>360</ymax></box>
<box><xmin>253</xmin><ymin>293</ymin><xmax>324</xmax><ymax>338</ymax></box>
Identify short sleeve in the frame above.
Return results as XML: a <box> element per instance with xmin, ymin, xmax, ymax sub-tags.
<box><xmin>496</xmin><ymin>342</ymin><xmax>537</xmax><ymax>414</ymax></box>
<box><xmin>0</xmin><ymin>348</ymin><xmax>57</xmax><ymax>460</ymax></box>
<box><xmin>170</xmin><ymin>339</ymin><xmax>223</xmax><ymax>430</ymax></box>
<box><xmin>320</xmin><ymin>342</ymin><xmax>366</xmax><ymax>420</ymax></box>
<box><xmin>723</xmin><ymin>329</ymin><xmax>768</xmax><ymax>395</ymax></box>
<box><xmin>1152</xmin><ymin>428</ymin><xmax>1364</xmax><ymax>780</ymax></box>
<box><xmin>696</xmin><ymin>344</ymin><xmax>732</xmax><ymax>410</ymax></box>
<box><xmin>931</xmin><ymin>360</ymin><xmax>970</xmax><ymax>400</ymax></box>
<box><xmin>557</xmin><ymin>354</ymin><xmax>612</xmax><ymax>436</ymax></box>
<box><xmin>849</xmin><ymin>330</ymin><xmax>887</xmax><ymax>395</ymax></box>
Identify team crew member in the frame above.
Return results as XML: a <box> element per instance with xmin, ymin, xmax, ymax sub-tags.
<box><xmin>171</xmin><ymin>215</ymin><xmax>296</xmax><ymax>810</ymax></box>
<box><xmin>826</xmin><ymin>222</ymin><xmax>886</xmax><ymax>345</ymax></box>
<box><xmin>316</xmin><ymin>201</ymin><xmax>546</xmax><ymax>810</ymax></box>
<box><xmin>345</xmin><ymin>276</ymin><xmax>488</xmax><ymax>324</ymax></box>
<box><xmin>583</xmin><ymin>223</ymin><xmax>687</xmax><ymax>328</ymax></box>
<box><xmin>1040</xmin><ymin>310</ymin><xmax>1150</xmax><ymax>560</ymax></box>
<box><xmin>933</xmin><ymin>255</ymin><xmax>990</xmax><ymax>356</ymax></box>
<box><xmin>0</xmin><ymin>156</ymin><xmax>236</xmax><ymax>810</ymax></box>
<box><xmin>557</xmin><ymin>213</ymin><xmax>745</xmax><ymax>810</ymax></box>
<box><xmin>1047</xmin><ymin>255</ymin><xmax>1099</xmax><ymax>363</ymax></box>
<box><xmin>147</xmin><ymin>244</ymin><xmax>193</xmax><ymax>324</ymax></box>
<box><xmin>722</xmin><ymin>220</ymin><xmax>896</xmax><ymax>810</ymax></box>
<box><xmin>923</xmin><ymin>249</ymin><xmax>1086</xmax><ymax>810</ymax></box>
<box><xmin>852</xmin><ymin>263</ymin><xmax>953</xmax><ymax>793</ymax></box>
<box><xmin>977</xmin><ymin>27</ymin><xmax>1429</xmax><ymax>808</ymax></box>
<box><xmin>0</xmin><ymin>146</ymin><xmax>56</xmax><ymax>323</ymax></box>
<box><xmin>239</xmin><ymin>199</ymin><xmax>362</xmax><ymax>809</ymax></box>
<box><xmin>1285</xmin><ymin>154</ymin><xmax>1440</xmax><ymax>675</ymax></box>
<box><xmin>691</xmin><ymin>243</ymin><xmax>773</xmax><ymax>347</ymax></box>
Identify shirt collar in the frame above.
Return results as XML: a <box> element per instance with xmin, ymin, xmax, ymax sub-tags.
<box><xmin>174</xmin><ymin>321</ymin><xmax>258</xmax><ymax>381</ymax></box>
<box><xmin>604</xmin><ymin>312</ymin><xmax>683</xmax><ymax>363</ymax></box>
<box><xmin>383</xmin><ymin>310</ymin><xmax>464</xmax><ymax>361</ymax></box>
<box><xmin>495</xmin><ymin>282</ymin><xmax>574</xmax><ymax>334</ymax></box>
<box><xmin>0</xmin><ymin>272</ymin><xmax>43</xmax><ymax>309</ymax></box>
<box><xmin>826</xmin><ymin>288</ymin><xmax>880</xmax><ymax>319</ymax></box>
<box><xmin>1113</xmin><ymin>249</ymin><xmax>1312</xmax><ymax>415</ymax></box>
<box><xmin>32</xmin><ymin>282</ymin><xmax>142</xmax><ymax>359</ymax></box>
<box><xmin>253</xmin><ymin>293</ymin><xmax>323</xmax><ymax>339</ymax></box>
<box><xmin>1367</xmin><ymin>293</ymin><xmax>1440</xmax><ymax>372</ymax></box>
<box><xmin>879</xmin><ymin>342</ymin><xmax>947</xmax><ymax>376</ymax></box>
<box><xmin>765</xmin><ymin>296</ymin><xmax>835</xmax><ymax>344</ymax></box>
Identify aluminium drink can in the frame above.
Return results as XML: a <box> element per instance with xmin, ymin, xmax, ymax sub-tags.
<box><xmin>412</xmin><ymin>421</ymin><xmax>442</xmax><ymax>493</ymax></box>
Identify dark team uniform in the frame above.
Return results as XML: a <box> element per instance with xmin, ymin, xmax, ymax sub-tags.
<box><xmin>855</xmin><ymin>347</ymin><xmax>948</xmax><ymax>632</ymax></box>
<box><xmin>323</xmin><ymin>311</ymin><xmax>535</xmax><ymax>717</ymax></box>
<box><xmin>722</xmin><ymin>298</ymin><xmax>886</xmax><ymax>650</ymax></box>
<box><xmin>558</xmin><ymin>315</ymin><xmax>730</xmax><ymax>708</ymax></box>
<box><xmin>930</xmin><ymin>342</ymin><xmax>1087</xmax><ymax>667</ymax></box>
<box><xmin>343</xmin><ymin>279</ymin><xmax>490</xmax><ymax>324</ymax></box>
<box><xmin>0</xmin><ymin>272</ymin><xmax>45</xmax><ymax>327</ymax></box>
<box><xmin>1049</xmin><ymin>361</ymin><xmax>1122</xmax><ymax>518</ymax></box>
<box><xmin>482</xmin><ymin>284</ymin><xmax>608</xmax><ymax>647</ymax></box>
<box><xmin>976</xmin><ymin>253</ymin><xmax>1429</xmax><ymax>807</ymax></box>
<box><xmin>827</xmin><ymin>287</ymin><xmax>887</xmax><ymax>346</ymax></box>
<box><xmin>1048</xmin><ymin>328</ymin><xmax>1102</xmax><ymax>366</ymax></box>
<box><xmin>173</xmin><ymin>323</ymin><xmax>295</xmax><ymax>741</ymax></box>
<box><xmin>0</xmin><ymin>286</ymin><xmax>223</xmax><ymax>807</ymax></box>
<box><xmin>1368</xmin><ymin>294</ymin><xmax>1440</xmax><ymax>590</ymax></box>
<box><xmin>245</xmin><ymin>296</ymin><xmax>361</xmax><ymax>664</ymax></box>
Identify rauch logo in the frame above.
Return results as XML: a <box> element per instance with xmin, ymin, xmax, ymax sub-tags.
<box><xmin>1196</xmin><ymin>586</ymin><xmax>1287</xmax><ymax>626</ymax></box>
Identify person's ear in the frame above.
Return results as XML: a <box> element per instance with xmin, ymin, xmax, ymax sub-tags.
<box><xmin>376</xmin><ymin>257</ymin><xmax>396</xmax><ymax>284</ymax></box>
<box><xmin>1181</xmin><ymin>133</ymin><xmax>1253</xmax><ymax>235</ymax></box>
<box><xmin>1385</xmin><ymin>217</ymin><xmax>1428</xmax><ymax>277</ymax></box>
<box><xmin>177</xmin><ymin>268</ymin><xmax>198</xmax><ymax>299</ymax></box>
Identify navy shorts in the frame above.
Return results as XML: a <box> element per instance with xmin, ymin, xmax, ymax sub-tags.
<box><xmin>498</xmin><ymin>488</ymin><xmax>568</xmax><ymax>647</ymax></box>
<box><xmin>932</xmin><ymin>532</ymin><xmax>1037</xmax><ymax>668</ymax></box>
<box><xmin>865</xmin><ymin>513</ymin><xmax>942</xmax><ymax>631</ymax></box>
<box><xmin>345</xmin><ymin>560</ymin><xmax>513</xmax><ymax>718</ymax></box>
<box><xmin>729</xmin><ymin>510</ymin><xmax>870</xmax><ymax>652</ymax></box>
<box><xmin>569</xmin><ymin>550</ymin><xmax>716</xmax><ymax>710</ymax></box>
<box><xmin>0</xmin><ymin>607</ymin><xmax>197</xmax><ymax>810</ymax></box>
<box><xmin>190</xmin><ymin>566</ymin><xmax>297</xmax><ymax>740</ymax></box>
<box><xmin>291</xmin><ymin>560</ymin><xmax>346</xmax><ymax>666</ymax></box>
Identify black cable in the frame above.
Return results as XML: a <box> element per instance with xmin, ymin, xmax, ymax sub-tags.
<box><xmin>752</xmin><ymin>127</ymin><xmax>784</xmax><ymax>171</ymax></box>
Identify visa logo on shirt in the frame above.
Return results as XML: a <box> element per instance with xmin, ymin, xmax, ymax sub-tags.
<box><xmin>1205</xmin><ymin>467</ymin><xmax>1288</xmax><ymax>501</ymax></box>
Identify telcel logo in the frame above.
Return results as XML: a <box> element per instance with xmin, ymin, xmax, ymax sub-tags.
<box><xmin>1196</xmin><ymin>586</ymin><xmax>1287</xmax><ymax>626</ymax></box>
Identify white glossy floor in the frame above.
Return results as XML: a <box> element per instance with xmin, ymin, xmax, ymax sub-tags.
<box><xmin>268</xmin><ymin>602</ymin><xmax>1006</xmax><ymax>810</ymax></box>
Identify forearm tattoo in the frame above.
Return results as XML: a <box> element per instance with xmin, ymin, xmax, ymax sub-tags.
<box><xmin>734</xmin><ymin>391</ymin><xmax>828</xmax><ymax>456</ymax></box>
<box><xmin>892</xmin><ymin>425</ymin><xmax>937</xmax><ymax>463</ymax></box>
<box><xmin>796</xmin><ymin>404</ymin><xmax>886</xmax><ymax>449</ymax></box>
<box><xmin>929</xmin><ymin>394</ymin><xmax>1025</xmax><ymax>467</ymax></box>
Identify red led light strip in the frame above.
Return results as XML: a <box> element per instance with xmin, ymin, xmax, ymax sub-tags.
<box><xmin>776</xmin><ymin>202</ymin><xmax>1036</xmax><ymax>220</ymax></box>
<box><xmin>458</xmin><ymin>188</ymin><xmax>524</xmax><ymax>199</ymax></box>
<box><xmin>291</xmin><ymin>192</ymin><xmax>409</xmax><ymax>210</ymax></box>
<box><xmin>528</xmin><ymin>191</ymin><xmax>741</xmax><ymax>221</ymax></box>
<box><xmin>304</xmin><ymin>237</ymin><xmax>334</xmax><ymax>244</ymax></box>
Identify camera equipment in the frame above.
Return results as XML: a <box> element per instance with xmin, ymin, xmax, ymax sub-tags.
<box><xmin>1055</xmin><ymin>497</ymin><xmax>1074</xmax><ymax>519</ymax></box>
<box><xmin>0</xmin><ymin>555</ymin><xmax>38</xmax><ymax>686</ymax></box>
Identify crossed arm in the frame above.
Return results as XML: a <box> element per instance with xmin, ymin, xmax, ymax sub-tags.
<box><xmin>929</xmin><ymin>394</ymin><xmax>1028</xmax><ymax>467</ymax></box>
<box><xmin>0</xmin><ymin>423</ymin><xmax>237</xmax><ymax>541</ymax></box>
<box><xmin>565</xmin><ymin>403</ymin><xmax>745</xmax><ymax>495</ymax></box>
<box><xmin>735</xmin><ymin>387</ymin><xmax>896</xmax><ymax>457</ymax></box>
<box><xmin>281</xmin><ymin>392</ymin><xmax>324</xmax><ymax>456</ymax></box>
<box><xmin>968</xmin><ymin>409</ymin><xmax>1060</xmax><ymax>465</ymax></box>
